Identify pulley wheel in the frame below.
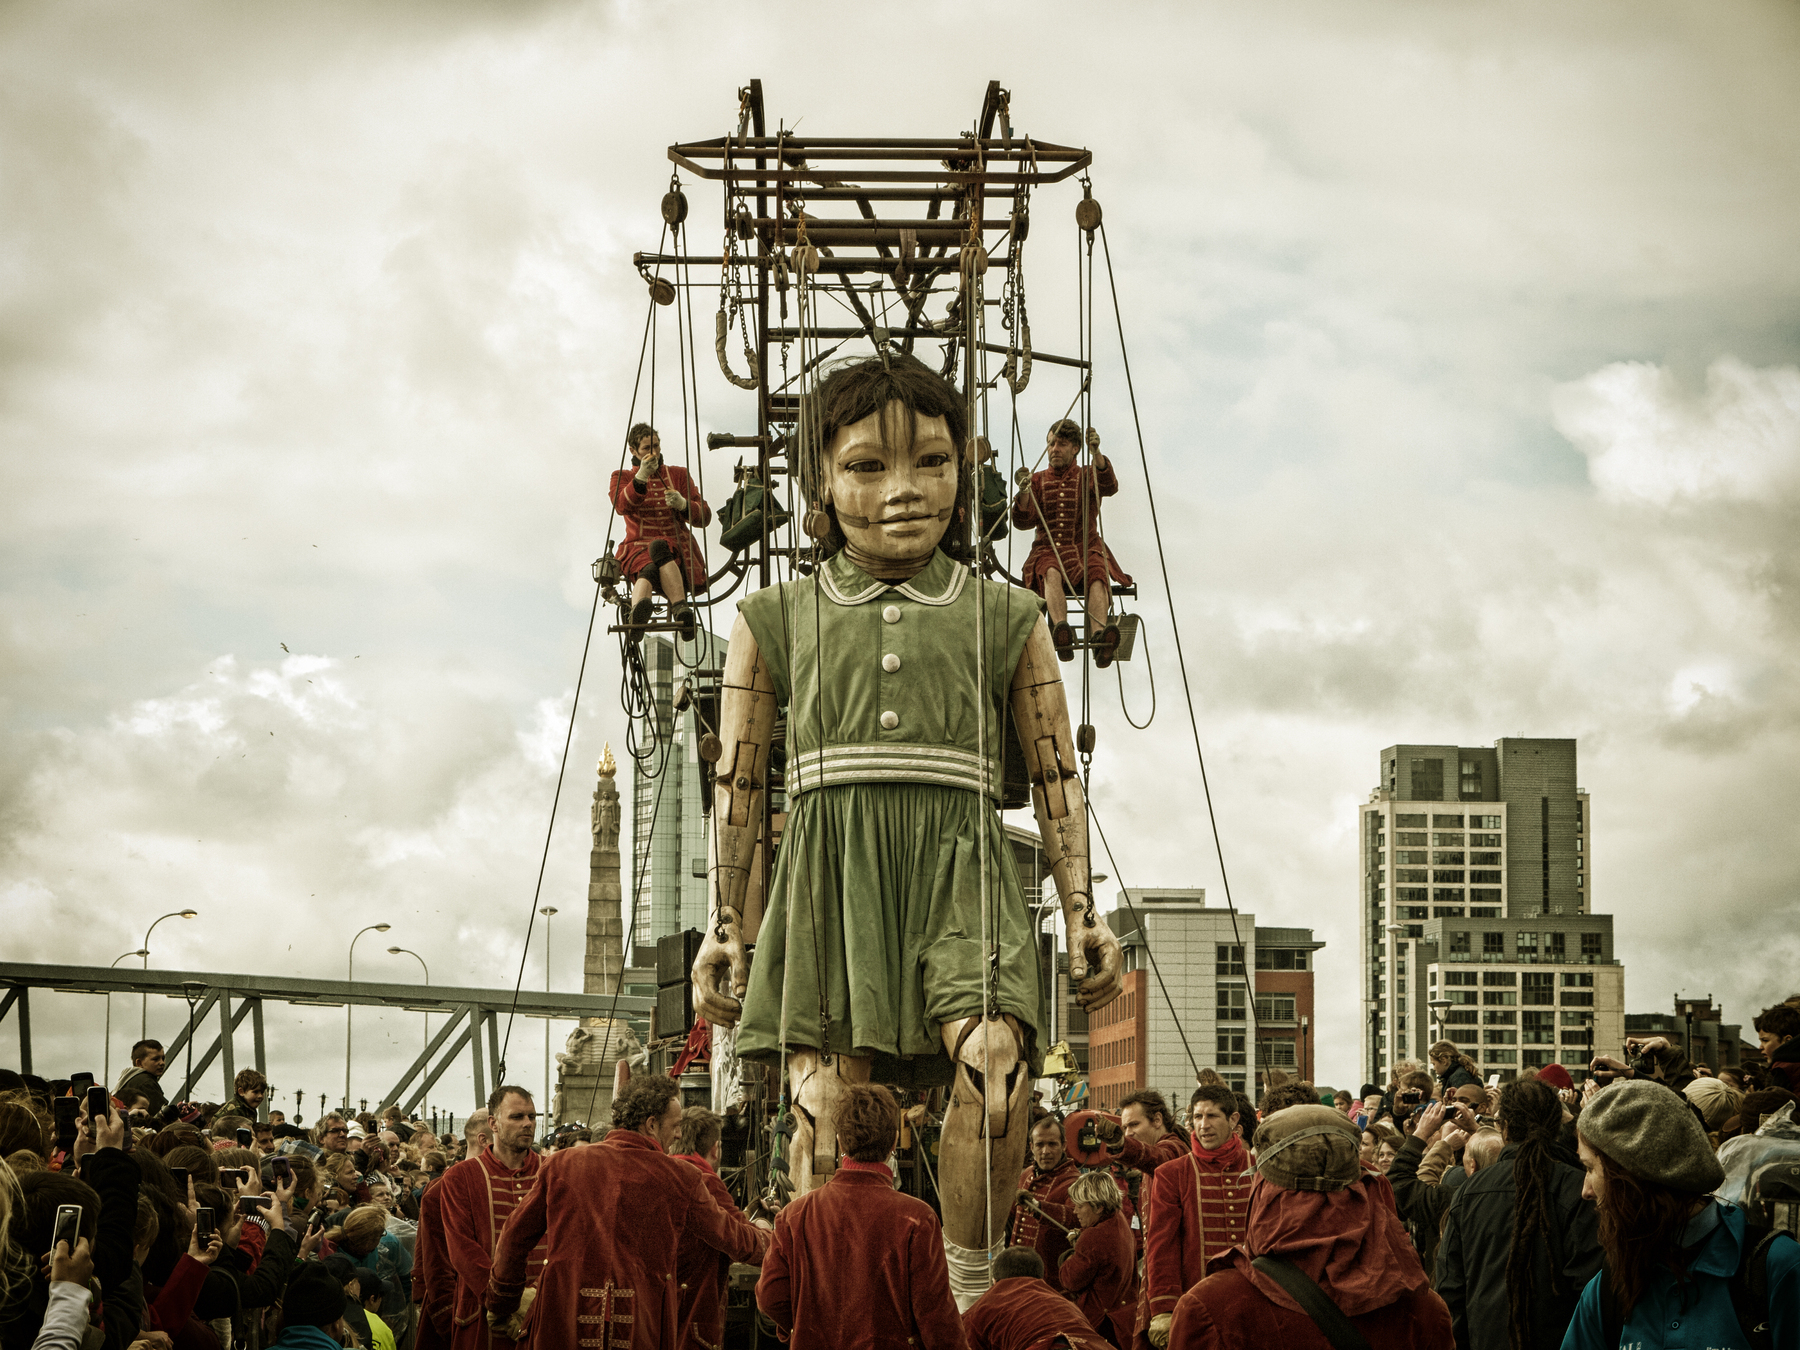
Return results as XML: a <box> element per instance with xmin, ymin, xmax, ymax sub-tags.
<box><xmin>661</xmin><ymin>189</ymin><xmax>689</xmax><ymax>227</ymax></box>
<box><xmin>960</xmin><ymin>243</ymin><xmax>989</xmax><ymax>278</ymax></box>
<box><xmin>1077</xmin><ymin>723</ymin><xmax>1097</xmax><ymax>755</ymax></box>
<box><xmin>1075</xmin><ymin>197</ymin><xmax>1103</xmax><ymax>232</ymax></box>
<box><xmin>698</xmin><ymin>733</ymin><xmax>722</xmax><ymax>763</ymax></box>
<box><xmin>648</xmin><ymin>275</ymin><xmax>676</xmax><ymax>306</ymax></box>
<box><xmin>792</xmin><ymin>244</ymin><xmax>820</xmax><ymax>276</ymax></box>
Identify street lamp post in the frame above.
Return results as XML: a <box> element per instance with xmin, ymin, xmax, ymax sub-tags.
<box><xmin>105</xmin><ymin>950</ymin><xmax>148</xmax><ymax>1091</ymax></box>
<box><xmin>1384</xmin><ymin>922</ymin><xmax>1405</xmax><ymax>1083</ymax></box>
<box><xmin>141</xmin><ymin>910</ymin><xmax>198</xmax><ymax>1040</ymax></box>
<box><xmin>1682</xmin><ymin>1000</ymin><xmax>1697</xmax><ymax>1070</ymax></box>
<box><xmin>387</xmin><ymin>947</ymin><xmax>432</xmax><ymax>1075</ymax></box>
<box><xmin>1299</xmin><ymin>1014</ymin><xmax>1310</xmax><ymax>1082</ymax></box>
<box><xmin>540</xmin><ymin>906</ymin><xmax>557</xmax><ymax>1130</ymax></box>
<box><xmin>345</xmin><ymin>924</ymin><xmax>392</xmax><ymax>1111</ymax></box>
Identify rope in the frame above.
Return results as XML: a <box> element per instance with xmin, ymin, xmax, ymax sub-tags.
<box><xmin>1095</xmin><ymin>217</ymin><xmax>1260</xmax><ymax>1055</ymax></box>
<box><xmin>497</xmin><ymin>576</ymin><xmax>604</xmax><ymax>1079</ymax></box>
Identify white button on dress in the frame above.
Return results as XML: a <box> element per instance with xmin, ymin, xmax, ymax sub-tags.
<box><xmin>880</xmin><ymin>711</ymin><xmax>899</xmax><ymax>730</ymax></box>
<box><xmin>882</xmin><ymin>653</ymin><xmax>901</xmax><ymax>673</ymax></box>
<box><xmin>882</xmin><ymin>604</ymin><xmax>901</xmax><ymax>624</ymax></box>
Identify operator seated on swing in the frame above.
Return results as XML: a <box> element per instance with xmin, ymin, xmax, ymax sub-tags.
<box><xmin>1011</xmin><ymin>418</ymin><xmax>1132</xmax><ymax>667</ymax></box>
<box><xmin>691</xmin><ymin>351</ymin><xmax>1123</xmax><ymax>1307</ymax></box>
<box><xmin>610</xmin><ymin>422</ymin><xmax>712</xmax><ymax>642</ymax></box>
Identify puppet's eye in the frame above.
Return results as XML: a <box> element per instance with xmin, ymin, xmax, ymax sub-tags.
<box><xmin>844</xmin><ymin>459</ymin><xmax>885</xmax><ymax>474</ymax></box>
<box><xmin>916</xmin><ymin>453</ymin><xmax>951</xmax><ymax>469</ymax></box>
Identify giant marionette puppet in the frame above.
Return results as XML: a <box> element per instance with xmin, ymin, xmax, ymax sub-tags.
<box><xmin>692</xmin><ymin>351</ymin><xmax>1124</xmax><ymax>1300</ymax></box>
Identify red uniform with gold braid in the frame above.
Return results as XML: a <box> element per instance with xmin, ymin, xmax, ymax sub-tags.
<box><xmin>609</xmin><ymin>462</ymin><xmax>712</xmax><ymax>587</ymax></box>
<box><xmin>1058</xmin><ymin>1207</ymin><xmax>1138</xmax><ymax>1348</ymax></box>
<box><xmin>1106</xmin><ymin>1131</ymin><xmax>1187</xmax><ymax>1349</ymax></box>
<box><xmin>487</xmin><ymin>1130</ymin><xmax>768</xmax><ymax>1350</ymax></box>
<box><xmin>1011</xmin><ymin>458</ymin><xmax>1132</xmax><ymax>595</ymax></box>
<box><xmin>436</xmin><ymin>1147</ymin><xmax>548</xmax><ymax>1350</ymax></box>
<box><xmin>671</xmin><ymin>1151</ymin><xmax>743</xmax><ymax>1349</ymax></box>
<box><xmin>1144</xmin><ymin>1137</ymin><xmax>1253</xmax><ymax>1330</ymax></box>
<box><xmin>414</xmin><ymin>1179</ymin><xmax>455</xmax><ymax>1350</ymax></box>
<box><xmin>963</xmin><ymin>1275</ymin><xmax>1111</xmax><ymax>1350</ymax></box>
<box><xmin>1008</xmin><ymin>1155</ymin><xmax>1080</xmax><ymax>1290</ymax></box>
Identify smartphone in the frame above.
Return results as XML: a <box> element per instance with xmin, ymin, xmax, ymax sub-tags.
<box><xmin>53</xmin><ymin>1204</ymin><xmax>82</xmax><ymax>1253</ymax></box>
<box><xmin>86</xmin><ymin>1085</ymin><xmax>110</xmax><ymax>1129</ymax></box>
<box><xmin>195</xmin><ymin>1207</ymin><xmax>216</xmax><ymax>1241</ymax></box>
<box><xmin>272</xmin><ymin>1158</ymin><xmax>292</xmax><ymax>1183</ymax></box>
<box><xmin>236</xmin><ymin>1196</ymin><xmax>274</xmax><ymax>1215</ymax></box>
<box><xmin>52</xmin><ymin>1098</ymin><xmax>80</xmax><ymax>1151</ymax></box>
<box><xmin>69</xmin><ymin>1072</ymin><xmax>95</xmax><ymax>1088</ymax></box>
<box><xmin>236</xmin><ymin>1127</ymin><xmax>253</xmax><ymax>1147</ymax></box>
<box><xmin>219</xmin><ymin>1167</ymin><xmax>249</xmax><ymax>1188</ymax></box>
<box><xmin>1486</xmin><ymin>1073</ymin><xmax>1501</xmax><ymax>1088</ymax></box>
<box><xmin>169</xmin><ymin>1165</ymin><xmax>190</xmax><ymax>1194</ymax></box>
<box><xmin>305</xmin><ymin>1210</ymin><xmax>327</xmax><ymax>1235</ymax></box>
<box><xmin>1399</xmin><ymin>1090</ymin><xmax>1421</xmax><ymax>1104</ymax></box>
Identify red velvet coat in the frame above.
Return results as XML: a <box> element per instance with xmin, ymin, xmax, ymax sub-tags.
<box><xmin>756</xmin><ymin>1162</ymin><xmax>963</xmax><ymax>1350</ymax></box>
<box><xmin>415</xmin><ymin>1180</ymin><xmax>455</xmax><ymax>1350</ymax></box>
<box><xmin>1010</xmin><ymin>459</ymin><xmax>1131</xmax><ymax>594</ymax></box>
<box><xmin>1167</xmin><ymin>1271</ymin><xmax>1452</xmax><ymax>1350</ymax></box>
<box><xmin>437</xmin><ymin>1148</ymin><xmax>547</xmax><ymax>1350</ymax></box>
<box><xmin>1058</xmin><ymin>1210</ymin><xmax>1137</xmax><ymax>1347</ymax></box>
<box><xmin>671</xmin><ymin>1152</ymin><xmax>741</xmax><ymax>1349</ymax></box>
<box><xmin>487</xmin><ymin>1130</ymin><xmax>768</xmax><ymax>1350</ymax></box>
<box><xmin>610</xmin><ymin>464</ymin><xmax>712</xmax><ymax>588</ymax></box>
<box><xmin>1008</xmin><ymin>1157</ymin><xmax>1079</xmax><ymax>1290</ymax></box>
<box><xmin>1109</xmin><ymin>1131</ymin><xmax>1186</xmax><ymax>1246</ymax></box>
<box><xmin>1144</xmin><ymin>1141</ymin><xmax>1252</xmax><ymax>1321</ymax></box>
<box><xmin>963</xmin><ymin>1276</ymin><xmax>1107</xmax><ymax>1350</ymax></box>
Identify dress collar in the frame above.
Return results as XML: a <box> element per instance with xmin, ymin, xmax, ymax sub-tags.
<box><xmin>836</xmin><ymin>1159</ymin><xmax>895</xmax><ymax>1182</ymax></box>
<box><xmin>820</xmin><ymin>549</ymin><xmax>966</xmax><ymax>608</ymax></box>
<box><xmin>673</xmin><ymin>1152</ymin><xmax>715</xmax><ymax>1175</ymax></box>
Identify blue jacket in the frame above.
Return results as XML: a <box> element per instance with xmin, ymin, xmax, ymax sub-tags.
<box><xmin>267</xmin><ymin>1326</ymin><xmax>343</xmax><ymax>1350</ymax></box>
<box><xmin>1560</xmin><ymin>1202</ymin><xmax>1800</xmax><ymax>1350</ymax></box>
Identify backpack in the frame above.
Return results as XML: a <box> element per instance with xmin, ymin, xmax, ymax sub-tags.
<box><xmin>1598</xmin><ymin>1219</ymin><xmax>1792</xmax><ymax>1350</ymax></box>
<box><xmin>1744</xmin><ymin>1159</ymin><xmax>1800</xmax><ymax>1238</ymax></box>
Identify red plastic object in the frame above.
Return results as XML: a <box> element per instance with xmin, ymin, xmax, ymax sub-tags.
<box><xmin>1063</xmin><ymin>1109</ymin><xmax>1119</xmax><ymax>1165</ymax></box>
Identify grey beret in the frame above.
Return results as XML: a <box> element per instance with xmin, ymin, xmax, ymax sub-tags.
<box><xmin>1579</xmin><ymin>1079</ymin><xmax>1723</xmax><ymax>1194</ymax></box>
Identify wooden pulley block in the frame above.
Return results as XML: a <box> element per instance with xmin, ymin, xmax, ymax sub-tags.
<box><xmin>661</xmin><ymin>189</ymin><xmax>689</xmax><ymax>227</ymax></box>
<box><xmin>1077</xmin><ymin>723</ymin><xmax>1097</xmax><ymax>755</ymax></box>
<box><xmin>647</xmin><ymin>275</ymin><xmax>676</xmax><ymax>306</ymax></box>
<box><xmin>960</xmin><ymin>243</ymin><xmax>989</xmax><ymax>278</ymax></box>
<box><xmin>803</xmin><ymin>504</ymin><xmax>832</xmax><ymax>540</ymax></box>
<box><xmin>792</xmin><ymin>244</ymin><xmax>820</xmax><ymax>275</ymax></box>
<box><xmin>1075</xmin><ymin>197</ymin><xmax>1103</xmax><ymax>233</ymax></box>
<box><xmin>698</xmin><ymin>733</ymin><xmax>722</xmax><ymax>763</ymax></box>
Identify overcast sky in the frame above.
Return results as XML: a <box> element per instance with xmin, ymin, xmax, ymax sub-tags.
<box><xmin>4</xmin><ymin>0</ymin><xmax>1798</xmax><ymax>1115</ymax></box>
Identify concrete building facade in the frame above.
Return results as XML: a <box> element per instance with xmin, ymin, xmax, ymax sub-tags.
<box><xmin>1360</xmin><ymin>737</ymin><xmax>1617</xmax><ymax>1086</ymax></box>
<box><xmin>1090</xmin><ymin>890</ymin><xmax>1322</xmax><ymax>1112</ymax></box>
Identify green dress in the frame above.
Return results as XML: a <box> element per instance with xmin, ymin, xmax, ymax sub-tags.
<box><xmin>736</xmin><ymin>548</ymin><xmax>1048</xmax><ymax>1085</ymax></box>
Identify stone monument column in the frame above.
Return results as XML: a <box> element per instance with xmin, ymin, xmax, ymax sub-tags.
<box><xmin>552</xmin><ymin>745</ymin><xmax>639</xmax><ymax>1127</ymax></box>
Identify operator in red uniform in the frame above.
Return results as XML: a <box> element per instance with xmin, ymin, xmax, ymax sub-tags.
<box><xmin>1143</xmin><ymin>1085</ymin><xmax>1253</xmax><ymax>1348</ymax></box>
<box><xmin>964</xmin><ymin>1246</ymin><xmax>1108</xmax><ymax>1350</ymax></box>
<box><xmin>1011</xmin><ymin>419</ymin><xmax>1131</xmax><ymax>667</ymax></box>
<box><xmin>670</xmin><ymin>1106</ymin><xmax>749</xmax><ymax>1349</ymax></box>
<box><xmin>1057</xmin><ymin>1170</ymin><xmax>1137</xmax><ymax>1349</ymax></box>
<box><xmin>434</xmin><ymin>1088</ymin><xmax>546</xmax><ymax>1350</ymax></box>
<box><xmin>1009</xmin><ymin>1112</ymin><xmax>1080</xmax><ymax>1290</ymax></box>
<box><xmin>610</xmin><ymin>422</ymin><xmax>712</xmax><ymax>642</ymax></box>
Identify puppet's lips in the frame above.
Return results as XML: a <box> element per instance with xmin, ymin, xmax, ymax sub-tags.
<box><xmin>877</xmin><ymin>514</ymin><xmax>935</xmax><ymax>523</ymax></box>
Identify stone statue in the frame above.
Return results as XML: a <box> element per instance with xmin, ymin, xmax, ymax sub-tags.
<box><xmin>690</xmin><ymin>353</ymin><xmax>1123</xmax><ymax>1304</ymax></box>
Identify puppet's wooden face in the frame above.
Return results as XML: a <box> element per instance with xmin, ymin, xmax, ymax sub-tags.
<box><xmin>824</xmin><ymin>402</ymin><xmax>957</xmax><ymax>564</ymax></box>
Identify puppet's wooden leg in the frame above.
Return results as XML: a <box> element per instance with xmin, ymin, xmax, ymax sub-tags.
<box><xmin>786</xmin><ymin>1049</ymin><xmax>871</xmax><ymax>1195</ymax></box>
<box><xmin>936</xmin><ymin>1014</ymin><xmax>1031</xmax><ymax>1310</ymax></box>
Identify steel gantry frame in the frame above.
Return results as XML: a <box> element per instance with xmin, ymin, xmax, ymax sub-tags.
<box><xmin>0</xmin><ymin>962</ymin><xmax>652</xmax><ymax>1114</ymax></box>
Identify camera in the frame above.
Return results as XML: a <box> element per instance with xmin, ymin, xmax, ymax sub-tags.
<box><xmin>1399</xmin><ymin>1090</ymin><xmax>1421</xmax><ymax>1105</ymax></box>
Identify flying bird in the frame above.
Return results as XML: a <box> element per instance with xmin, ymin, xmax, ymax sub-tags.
<box><xmin>280</xmin><ymin>643</ymin><xmax>289</xmax><ymax>653</ymax></box>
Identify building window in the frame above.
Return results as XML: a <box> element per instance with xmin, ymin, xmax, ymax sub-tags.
<box><xmin>1470</xmin><ymin>869</ymin><xmax>1503</xmax><ymax>884</ymax></box>
<box><xmin>1216</xmin><ymin>1033</ymin><xmax>1246</xmax><ymax>1066</ymax></box>
<box><xmin>1460</xmin><ymin>760</ymin><xmax>1483</xmax><ymax>799</ymax></box>
<box><xmin>1451</xmin><ymin>1029</ymin><xmax>1481</xmax><ymax>1046</ymax></box>
<box><xmin>1524</xmin><ymin>1048</ymin><xmax>1554</xmax><ymax>1068</ymax></box>
<box><xmin>1216</xmin><ymin>945</ymin><xmax>1245</xmax><ymax>976</ymax></box>
<box><xmin>1483</xmin><ymin>991</ymin><xmax>1519</xmax><ymax>1006</ymax></box>
<box><xmin>1546</xmin><ymin>932</ymin><xmax>1566</xmax><ymax>957</ymax></box>
<box><xmin>1258</xmin><ymin>1039</ymin><xmax>1297</xmax><ymax>1068</ymax></box>
<box><xmin>1398</xmin><ymin>869</ymin><xmax>1429</xmax><ymax>883</ymax></box>
<box><xmin>1483</xmin><ymin>932</ymin><xmax>1505</xmax><ymax>956</ymax></box>
<box><xmin>1446</xmin><ymin>971</ymin><xmax>1478</xmax><ymax>986</ymax></box>
<box><xmin>1482</xmin><ymin>1010</ymin><xmax>1518</xmax><ymax>1026</ymax></box>
<box><xmin>1447</xmin><ymin>1009</ymin><xmax>1479</xmax><ymax>1025</ymax></box>
<box><xmin>1396</xmin><ymin>850</ymin><xmax>1427</xmax><ymax>864</ymax></box>
<box><xmin>1450</xmin><ymin>931</ymin><xmax>1471</xmax><ymax>956</ymax></box>
<box><xmin>1255</xmin><ymin>994</ymin><xmax>1297</xmax><ymax>1022</ymax></box>
<box><xmin>1483</xmin><ymin>971</ymin><xmax>1517</xmax><ymax>986</ymax></box>
<box><xmin>1411</xmin><ymin>759</ymin><xmax>1445</xmax><ymax>800</ymax></box>
<box><xmin>1446</xmin><ymin>991</ymin><xmax>1477</xmax><ymax>1006</ymax></box>
<box><xmin>1473</xmin><ymin>814</ymin><xmax>1503</xmax><ymax>829</ymax></box>
<box><xmin>1470</xmin><ymin>832</ymin><xmax>1501</xmax><ymax>847</ymax></box>
<box><xmin>1562</xmin><ymin>991</ymin><xmax>1595</xmax><ymax>1008</ymax></box>
<box><xmin>1470</xmin><ymin>852</ymin><xmax>1501</xmax><ymax>866</ymax></box>
<box><xmin>1516</xmin><ymin>931</ymin><xmax>1538</xmax><ymax>953</ymax></box>
<box><xmin>1401</xmin><ymin>906</ymin><xmax>1429</xmax><ymax>920</ymax></box>
<box><xmin>1398</xmin><ymin>887</ymin><xmax>1429</xmax><ymax>904</ymax></box>
<box><xmin>1434</xmin><ymin>907</ymin><xmax>1465</xmax><ymax>918</ymax></box>
<box><xmin>1581</xmin><ymin>933</ymin><xmax>1603</xmax><ymax>957</ymax></box>
<box><xmin>1560</xmin><ymin>1029</ymin><xmax>1594</xmax><ymax>1046</ymax></box>
<box><xmin>1435</xmin><ymin>870</ymin><xmax>1466</xmax><ymax>883</ymax></box>
<box><xmin>1433</xmin><ymin>851</ymin><xmax>1466</xmax><ymax>865</ymax></box>
<box><xmin>1522</xmin><ymin>973</ymin><xmax>1555</xmax><ymax>1005</ymax></box>
<box><xmin>1396</xmin><ymin>814</ymin><xmax>1427</xmax><ymax>828</ymax></box>
<box><xmin>1562</xmin><ymin>973</ymin><xmax>1595</xmax><ymax>988</ymax></box>
<box><xmin>1470</xmin><ymin>888</ymin><xmax>1502</xmax><ymax>905</ymax></box>
<box><xmin>1217</xmin><ymin>987</ymin><xmax>1247</xmax><ymax>1021</ymax></box>
<box><xmin>1483</xmin><ymin>1029</ymin><xmax>1518</xmax><ymax>1045</ymax></box>
<box><xmin>1522</xmin><ymin>1011</ymin><xmax>1556</xmax><ymax>1043</ymax></box>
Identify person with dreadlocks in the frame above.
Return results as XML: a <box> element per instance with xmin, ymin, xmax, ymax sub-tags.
<box><xmin>1562</xmin><ymin>1078</ymin><xmax>1800</xmax><ymax>1349</ymax></box>
<box><xmin>1433</xmin><ymin>1078</ymin><xmax>1600</xmax><ymax>1350</ymax></box>
<box><xmin>691</xmin><ymin>352</ymin><xmax>1124</xmax><ymax>1307</ymax></box>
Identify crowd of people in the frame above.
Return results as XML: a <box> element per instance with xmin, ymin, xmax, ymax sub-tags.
<box><xmin>3</xmin><ymin>1002</ymin><xmax>1798</xmax><ymax>1350</ymax></box>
